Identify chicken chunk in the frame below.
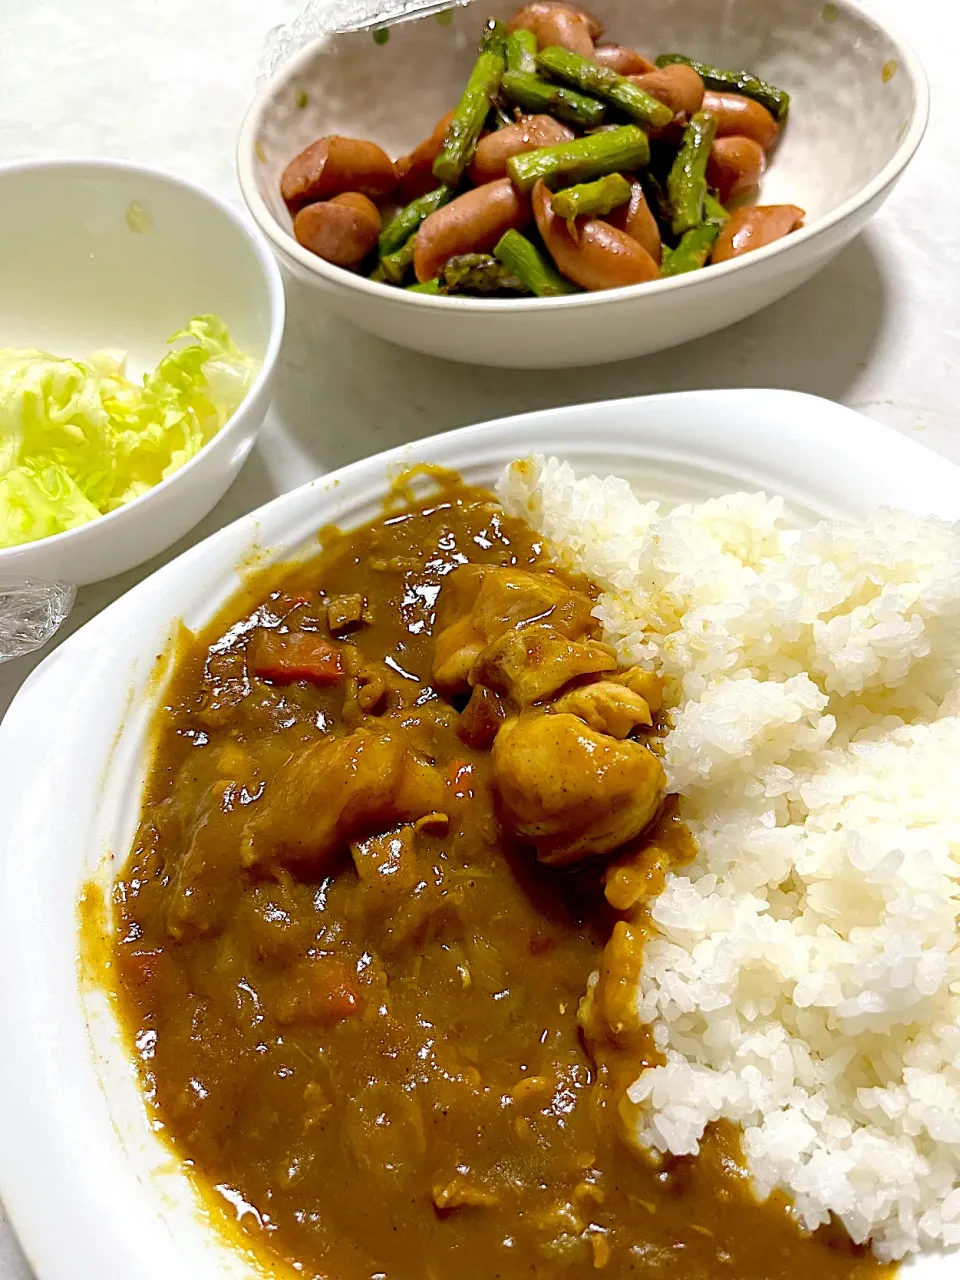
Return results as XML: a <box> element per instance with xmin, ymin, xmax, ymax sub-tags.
<box><xmin>457</xmin><ymin>684</ymin><xmax>508</xmax><ymax>749</ymax></box>
<box><xmin>552</xmin><ymin>679</ymin><xmax>652</xmax><ymax>738</ymax></box>
<box><xmin>492</xmin><ymin>712</ymin><xmax>665</xmax><ymax>866</ymax></box>
<box><xmin>327</xmin><ymin>592</ymin><xmax>369</xmax><ymax>636</ymax></box>
<box><xmin>432</xmin><ymin>565</ymin><xmax>599</xmax><ymax>695</ymax></box>
<box><xmin>470</xmin><ymin>626</ymin><xmax>617</xmax><ymax>708</ymax></box>
<box><xmin>248</xmin><ymin>729</ymin><xmax>445</xmax><ymax>873</ymax></box>
<box><xmin>612</xmin><ymin>666</ymin><xmax>663</xmax><ymax>714</ymax></box>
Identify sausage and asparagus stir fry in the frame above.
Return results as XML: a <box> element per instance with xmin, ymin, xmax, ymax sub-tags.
<box><xmin>280</xmin><ymin>4</ymin><xmax>804</xmax><ymax>297</ymax></box>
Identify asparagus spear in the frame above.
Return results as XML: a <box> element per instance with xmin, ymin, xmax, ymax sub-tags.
<box><xmin>551</xmin><ymin>172</ymin><xmax>632</xmax><ymax>221</ymax></box>
<box><xmin>656</xmin><ymin>53</ymin><xmax>790</xmax><ymax>122</ymax></box>
<box><xmin>379</xmin><ymin>185</ymin><xmax>454</xmax><ymax>257</ymax></box>
<box><xmin>440</xmin><ymin>253</ymin><xmax>530</xmax><ymax>295</ymax></box>
<box><xmin>507</xmin><ymin>125</ymin><xmax>650</xmax><ymax>193</ymax></box>
<box><xmin>493</xmin><ymin>229</ymin><xmax>578</xmax><ymax>296</ymax></box>
<box><xmin>505</xmin><ymin>27</ymin><xmax>537</xmax><ymax>74</ymax></box>
<box><xmin>407</xmin><ymin>278</ymin><xmax>445</xmax><ymax>293</ymax></box>
<box><xmin>536</xmin><ymin>45</ymin><xmax>674</xmax><ymax>129</ymax></box>
<box><xmin>433</xmin><ymin>23</ymin><xmax>507</xmax><ymax>185</ymax></box>
<box><xmin>380</xmin><ymin>237</ymin><xmax>417</xmax><ymax>284</ymax></box>
<box><xmin>666</xmin><ymin>110</ymin><xmax>718</xmax><ymax>237</ymax></box>
<box><xmin>703</xmin><ymin>191</ymin><xmax>730</xmax><ymax>225</ymax></box>
<box><xmin>661</xmin><ymin>222</ymin><xmax>720</xmax><ymax>276</ymax></box>
<box><xmin>501</xmin><ymin>70</ymin><xmax>607</xmax><ymax>129</ymax></box>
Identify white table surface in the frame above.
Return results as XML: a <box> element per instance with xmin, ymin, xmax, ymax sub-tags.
<box><xmin>0</xmin><ymin>0</ymin><xmax>956</xmax><ymax>1272</ymax></box>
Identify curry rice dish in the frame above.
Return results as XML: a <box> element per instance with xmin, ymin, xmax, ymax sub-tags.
<box><xmin>111</xmin><ymin>474</ymin><xmax>900</xmax><ymax>1280</ymax></box>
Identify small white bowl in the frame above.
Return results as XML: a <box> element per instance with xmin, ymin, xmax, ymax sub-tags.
<box><xmin>0</xmin><ymin>390</ymin><xmax>958</xmax><ymax>1280</ymax></box>
<box><xmin>238</xmin><ymin>0</ymin><xmax>927</xmax><ymax>369</ymax></box>
<box><xmin>0</xmin><ymin>158</ymin><xmax>285</xmax><ymax>585</ymax></box>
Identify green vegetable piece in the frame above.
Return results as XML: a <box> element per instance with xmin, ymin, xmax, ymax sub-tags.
<box><xmin>505</xmin><ymin>27</ymin><xmax>537</xmax><ymax>74</ymax></box>
<box><xmin>551</xmin><ymin>173</ymin><xmax>632</xmax><ymax>221</ymax></box>
<box><xmin>489</xmin><ymin>101</ymin><xmax>515</xmax><ymax>130</ymax></box>
<box><xmin>703</xmin><ymin>191</ymin><xmax>730</xmax><ymax>225</ymax></box>
<box><xmin>368</xmin><ymin>264</ymin><xmax>387</xmax><ymax>283</ymax></box>
<box><xmin>507</xmin><ymin>125</ymin><xmax>650</xmax><ymax>193</ymax></box>
<box><xmin>440</xmin><ymin>253</ymin><xmax>530</xmax><ymax>295</ymax></box>
<box><xmin>0</xmin><ymin>317</ymin><xmax>256</xmax><ymax>548</ymax></box>
<box><xmin>661</xmin><ymin>222</ymin><xmax>720</xmax><ymax>276</ymax></box>
<box><xmin>500</xmin><ymin>71</ymin><xmax>606</xmax><ymax>129</ymax></box>
<box><xmin>493</xmin><ymin>229</ymin><xmax>578</xmax><ymax>296</ymax></box>
<box><xmin>666</xmin><ymin>110</ymin><xmax>718</xmax><ymax>237</ymax></box>
<box><xmin>639</xmin><ymin>170</ymin><xmax>671</xmax><ymax>231</ymax></box>
<box><xmin>380</xmin><ymin>238</ymin><xmax>416</xmax><ymax>285</ymax></box>
<box><xmin>655</xmin><ymin>53</ymin><xmax>790</xmax><ymax>122</ymax></box>
<box><xmin>379</xmin><ymin>185</ymin><xmax>454</xmax><ymax>257</ymax></box>
<box><xmin>372</xmin><ymin>27</ymin><xmax>389</xmax><ymax>45</ymax></box>
<box><xmin>536</xmin><ymin>45</ymin><xmax>673</xmax><ymax>129</ymax></box>
<box><xmin>407</xmin><ymin>278</ymin><xmax>445</xmax><ymax>294</ymax></box>
<box><xmin>433</xmin><ymin>23</ymin><xmax>507</xmax><ymax>185</ymax></box>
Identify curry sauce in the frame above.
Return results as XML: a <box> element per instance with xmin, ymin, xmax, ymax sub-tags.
<box><xmin>112</xmin><ymin>482</ymin><xmax>889</xmax><ymax>1280</ymax></box>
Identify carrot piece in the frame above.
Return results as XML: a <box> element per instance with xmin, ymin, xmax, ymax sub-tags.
<box><xmin>277</xmin><ymin>958</ymin><xmax>361</xmax><ymax>1026</ymax></box>
<box><xmin>250</xmin><ymin>630</ymin><xmax>344</xmax><ymax>686</ymax></box>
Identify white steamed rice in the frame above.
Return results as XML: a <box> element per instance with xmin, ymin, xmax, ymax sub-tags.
<box><xmin>498</xmin><ymin>455</ymin><xmax>960</xmax><ymax>1261</ymax></box>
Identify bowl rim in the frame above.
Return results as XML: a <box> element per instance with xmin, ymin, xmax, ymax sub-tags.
<box><xmin>0</xmin><ymin>155</ymin><xmax>286</xmax><ymax>569</ymax></box>
<box><xmin>236</xmin><ymin>0</ymin><xmax>929</xmax><ymax>313</ymax></box>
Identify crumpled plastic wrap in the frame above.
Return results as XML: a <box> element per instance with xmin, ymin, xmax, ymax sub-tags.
<box><xmin>0</xmin><ymin>580</ymin><xmax>76</xmax><ymax>664</ymax></box>
<box><xmin>262</xmin><ymin>0</ymin><xmax>470</xmax><ymax>78</ymax></box>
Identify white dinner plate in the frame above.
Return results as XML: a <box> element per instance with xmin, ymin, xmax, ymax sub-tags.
<box><xmin>0</xmin><ymin>389</ymin><xmax>957</xmax><ymax>1280</ymax></box>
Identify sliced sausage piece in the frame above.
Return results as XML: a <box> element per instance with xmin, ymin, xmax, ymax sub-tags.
<box><xmin>533</xmin><ymin>180</ymin><xmax>659</xmax><ymax>291</ymax></box>
<box><xmin>711</xmin><ymin>204</ymin><xmax>805</xmax><ymax>263</ymax></box>
<box><xmin>395</xmin><ymin>110</ymin><xmax>456</xmax><ymax>203</ymax></box>
<box><xmin>469</xmin><ymin>115</ymin><xmax>575</xmax><ymax>185</ymax></box>
<box><xmin>414</xmin><ymin>179</ymin><xmax>532</xmax><ymax>282</ymax></box>
<box><xmin>701</xmin><ymin>90</ymin><xmax>779</xmax><ymax>150</ymax></box>
<box><xmin>593</xmin><ymin>44</ymin><xmax>655</xmax><ymax>76</ymax></box>
<box><xmin>604</xmin><ymin>179</ymin><xmax>661</xmax><ymax>265</ymax></box>
<box><xmin>630</xmin><ymin>64</ymin><xmax>704</xmax><ymax>118</ymax></box>
<box><xmin>293</xmin><ymin>193</ymin><xmax>381</xmax><ymax>268</ymax></box>
<box><xmin>706</xmin><ymin>135</ymin><xmax>766</xmax><ymax>204</ymax></box>
<box><xmin>507</xmin><ymin>2</ymin><xmax>601</xmax><ymax>55</ymax></box>
<box><xmin>281</xmin><ymin>136</ymin><xmax>397</xmax><ymax>208</ymax></box>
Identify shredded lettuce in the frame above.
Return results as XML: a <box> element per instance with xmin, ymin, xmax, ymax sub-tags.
<box><xmin>0</xmin><ymin>315</ymin><xmax>257</xmax><ymax>548</ymax></box>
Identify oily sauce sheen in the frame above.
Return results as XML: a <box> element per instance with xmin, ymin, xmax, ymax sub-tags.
<box><xmin>112</xmin><ymin>483</ymin><xmax>888</xmax><ymax>1280</ymax></box>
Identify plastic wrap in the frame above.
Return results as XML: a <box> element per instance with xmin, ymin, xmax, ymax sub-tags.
<box><xmin>0</xmin><ymin>580</ymin><xmax>76</xmax><ymax>664</ymax></box>
<box><xmin>262</xmin><ymin>0</ymin><xmax>471</xmax><ymax>77</ymax></box>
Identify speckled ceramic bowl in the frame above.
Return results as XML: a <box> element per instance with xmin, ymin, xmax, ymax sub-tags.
<box><xmin>238</xmin><ymin>0</ymin><xmax>927</xmax><ymax>368</ymax></box>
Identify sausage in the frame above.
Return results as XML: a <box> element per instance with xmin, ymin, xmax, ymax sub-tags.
<box><xmin>414</xmin><ymin>179</ymin><xmax>532</xmax><ymax>282</ymax></box>
<box><xmin>532</xmin><ymin>180</ymin><xmax>659</xmax><ymax>291</ymax></box>
<box><xmin>508</xmin><ymin>2</ymin><xmax>603</xmax><ymax>38</ymax></box>
<box><xmin>281</xmin><ymin>136</ymin><xmax>397</xmax><ymax>208</ymax></box>
<box><xmin>293</xmin><ymin>193</ymin><xmax>381</xmax><ymax>269</ymax></box>
<box><xmin>701</xmin><ymin>91</ymin><xmax>779</xmax><ymax>150</ymax></box>
<box><xmin>468</xmin><ymin>115</ymin><xmax>575</xmax><ymax>185</ymax></box>
<box><xmin>507</xmin><ymin>2</ymin><xmax>601</xmax><ymax>56</ymax></box>
<box><xmin>593</xmin><ymin>44</ymin><xmax>655</xmax><ymax>76</ymax></box>
<box><xmin>630</xmin><ymin>65</ymin><xmax>704</xmax><ymax>118</ymax></box>
<box><xmin>711</xmin><ymin>204</ymin><xmax>805</xmax><ymax>263</ymax></box>
<box><xmin>706</xmin><ymin>136</ymin><xmax>766</xmax><ymax>204</ymax></box>
<box><xmin>604</xmin><ymin>179</ymin><xmax>661</xmax><ymax>264</ymax></box>
<box><xmin>395</xmin><ymin>110</ymin><xmax>456</xmax><ymax>203</ymax></box>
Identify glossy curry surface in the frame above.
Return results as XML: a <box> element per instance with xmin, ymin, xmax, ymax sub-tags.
<box><xmin>112</xmin><ymin>481</ymin><xmax>888</xmax><ymax>1280</ymax></box>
